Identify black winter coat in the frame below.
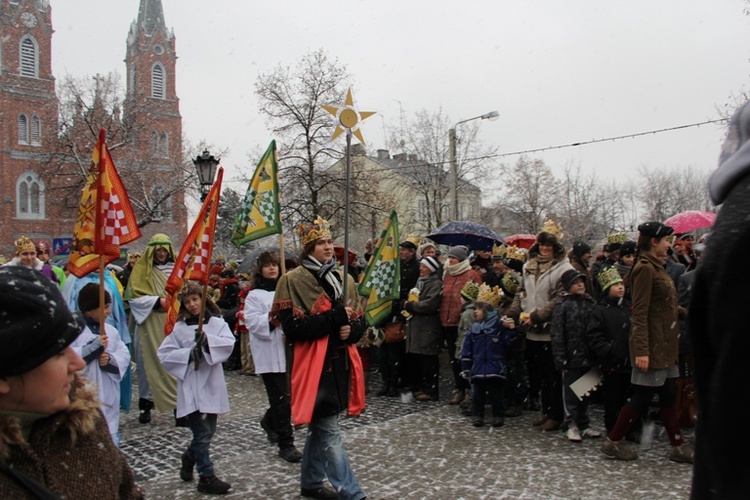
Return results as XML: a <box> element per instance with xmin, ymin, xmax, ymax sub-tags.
<box><xmin>550</xmin><ymin>293</ymin><xmax>596</xmax><ymax>371</ymax></box>
<box><xmin>585</xmin><ymin>295</ymin><xmax>632</xmax><ymax>374</ymax></box>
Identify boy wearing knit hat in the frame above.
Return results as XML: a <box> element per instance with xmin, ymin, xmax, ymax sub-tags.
<box><xmin>585</xmin><ymin>267</ymin><xmax>633</xmax><ymax>434</ymax></box>
<box><xmin>70</xmin><ymin>283</ymin><xmax>131</xmax><ymax>445</ymax></box>
<box><xmin>550</xmin><ymin>270</ymin><xmax>599</xmax><ymax>442</ymax></box>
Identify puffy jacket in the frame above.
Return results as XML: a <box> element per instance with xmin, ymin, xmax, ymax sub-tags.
<box><xmin>550</xmin><ymin>293</ymin><xmax>596</xmax><ymax>370</ymax></box>
<box><xmin>460</xmin><ymin>313</ymin><xmax>517</xmax><ymax>379</ymax></box>
<box><xmin>404</xmin><ymin>273</ymin><xmax>443</xmax><ymax>356</ymax></box>
<box><xmin>585</xmin><ymin>295</ymin><xmax>632</xmax><ymax>373</ymax></box>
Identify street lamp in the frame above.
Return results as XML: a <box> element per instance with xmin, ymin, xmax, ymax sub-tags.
<box><xmin>449</xmin><ymin>110</ymin><xmax>498</xmax><ymax>220</ymax></box>
<box><xmin>193</xmin><ymin>150</ymin><xmax>220</xmax><ymax>201</ymax></box>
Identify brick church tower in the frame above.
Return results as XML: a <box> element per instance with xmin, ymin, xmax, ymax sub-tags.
<box><xmin>0</xmin><ymin>0</ymin><xmax>61</xmax><ymax>255</ymax></box>
<box><xmin>0</xmin><ymin>0</ymin><xmax>186</xmax><ymax>257</ymax></box>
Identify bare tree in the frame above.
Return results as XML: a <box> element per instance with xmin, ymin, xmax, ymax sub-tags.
<box><xmin>554</xmin><ymin>162</ymin><xmax>610</xmax><ymax>242</ymax></box>
<box><xmin>387</xmin><ymin>107</ymin><xmax>496</xmax><ymax>230</ymax></box>
<box><xmin>495</xmin><ymin>156</ymin><xmax>560</xmax><ymax>233</ymax></box>
<box><xmin>637</xmin><ymin>165</ymin><xmax>711</xmax><ymax>221</ymax></box>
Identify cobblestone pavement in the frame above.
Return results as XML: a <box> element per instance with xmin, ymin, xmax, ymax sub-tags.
<box><xmin>120</xmin><ymin>360</ymin><xmax>694</xmax><ymax>499</ymax></box>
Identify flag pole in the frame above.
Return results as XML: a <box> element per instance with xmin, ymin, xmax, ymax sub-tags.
<box><xmin>275</xmin><ymin>146</ymin><xmax>286</xmax><ymax>275</ymax></box>
<box><xmin>98</xmin><ymin>254</ymin><xmax>107</xmax><ymax>339</ymax></box>
<box><xmin>342</xmin><ymin>129</ymin><xmax>352</xmax><ymax>304</ymax></box>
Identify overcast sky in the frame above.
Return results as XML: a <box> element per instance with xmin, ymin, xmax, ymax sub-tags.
<box><xmin>52</xmin><ymin>0</ymin><xmax>750</xmax><ymax>197</ymax></box>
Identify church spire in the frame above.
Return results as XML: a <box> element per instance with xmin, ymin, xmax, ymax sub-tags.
<box><xmin>137</xmin><ymin>0</ymin><xmax>166</xmax><ymax>35</ymax></box>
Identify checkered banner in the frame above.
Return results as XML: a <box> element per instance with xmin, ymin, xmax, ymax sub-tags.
<box><xmin>69</xmin><ymin>128</ymin><xmax>141</xmax><ymax>278</ymax></box>
<box><xmin>164</xmin><ymin>167</ymin><xmax>224</xmax><ymax>335</ymax></box>
<box><xmin>358</xmin><ymin>210</ymin><xmax>401</xmax><ymax>326</ymax></box>
<box><xmin>231</xmin><ymin>140</ymin><xmax>282</xmax><ymax>248</ymax></box>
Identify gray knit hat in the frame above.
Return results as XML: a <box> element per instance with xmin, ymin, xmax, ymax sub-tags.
<box><xmin>447</xmin><ymin>245</ymin><xmax>469</xmax><ymax>261</ymax></box>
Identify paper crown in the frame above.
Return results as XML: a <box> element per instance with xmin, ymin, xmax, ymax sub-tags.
<box><xmin>491</xmin><ymin>244</ymin><xmax>507</xmax><ymax>259</ymax></box>
<box><xmin>476</xmin><ymin>283</ymin><xmax>503</xmax><ymax>308</ymax></box>
<box><xmin>597</xmin><ymin>266</ymin><xmax>623</xmax><ymax>292</ymax></box>
<box><xmin>297</xmin><ymin>216</ymin><xmax>332</xmax><ymax>245</ymax></box>
<box><xmin>35</xmin><ymin>240</ymin><xmax>51</xmax><ymax>253</ymax></box>
<box><xmin>606</xmin><ymin>231</ymin><xmax>628</xmax><ymax>245</ymax></box>
<box><xmin>460</xmin><ymin>281</ymin><xmax>480</xmax><ymax>301</ymax></box>
<box><xmin>504</xmin><ymin>245</ymin><xmax>527</xmax><ymax>262</ymax></box>
<box><xmin>540</xmin><ymin>220</ymin><xmax>563</xmax><ymax>240</ymax></box>
<box><xmin>404</xmin><ymin>234</ymin><xmax>422</xmax><ymax>247</ymax></box>
<box><xmin>501</xmin><ymin>272</ymin><xmax>520</xmax><ymax>296</ymax></box>
<box><xmin>15</xmin><ymin>236</ymin><xmax>35</xmax><ymax>254</ymax></box>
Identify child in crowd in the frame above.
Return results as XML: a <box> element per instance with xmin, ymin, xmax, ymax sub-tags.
<box><xmin>158</xmin><ymin>281</ymin><xmax>235</xmax><ymax>495</ymax></box>
<box><xmin>585</xmin><ymin>267</ymin><xmax>633</xmax><ymax>434</ymax></box>
<box><xmin>457</xmin><ymin>281</ymin><xmax>480</xmax><ymax>412</ymax></box>
<box><xmin>550</xmin><ymin>270</ymin><xmax>599</xmax><ymax>442</ymax></box>
<box><xmin>460</xmin><ymin>284</ymin><xmax>517</xmax><ymax>428</ymax></box>
<box><xmin>71</xmin><ymin>283</ymin><xmax>130</xmax><ymax>446</ymax></box>
<box><xmin>498</xmin><ymin>271</ymin><xmax>526</xmax><ymax>417</ymax></box>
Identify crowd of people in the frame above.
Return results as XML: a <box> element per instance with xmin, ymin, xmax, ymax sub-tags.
<box><xmin>4</xmin><ymin>99</ymin><xmax>750</xmax><ymax>498</ymax></box>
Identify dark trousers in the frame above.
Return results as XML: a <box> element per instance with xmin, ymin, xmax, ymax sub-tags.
<box><xmin>410</xmin><ymin>353</ymin><xmax>440</xmax><ymax>398</ymax></box>
<box><xmin>602</xmin><ymin>370</ymin><xmax>631</xmax><ymax>434</ymax></box>
<box><xmin>378</xmin><ymin>341</ymin><xmax>405</xmax><ymax>388</ymax></box>
<box><xmin>186</xmin><ymin>411</ymin><xmax>218</xmax><ymax>478</ymax></box>
<box><xmin>562</xmin><ymin>367</ymin><xmax>591</xmax><ymax>429</ymax></box>
<box><xmin>504</xmin><ymin>354</ymin><xmax>527</xmax><ymax>408</ymax></box>
<box><xmin>261</xmin><ymin>372</ymin><xmax>294</xmax><ymax>449</ymax></box>
<box><xmin>526</xmin><ymin>340</ymin><xmax>563</xmax><ymax>420</ymax></box>
<box><xmin>472</xmin><ymin>378</ymin><xmax>506</xmax><ymax>420</ymax></box>
<box><xmin>444</xmin><ymin>326</ymin><xmax>469</xmax><ymax>391</ymax></box>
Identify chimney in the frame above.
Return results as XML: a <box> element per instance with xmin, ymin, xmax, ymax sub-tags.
<box><xmin>350</xmin><ymin>144</ymin><xmax>366</xmax><ymax>156</ymax></box>
<box><xmin>393</xmin><ymin>153</ymin><xmax>406</xmax><ymax>163</ymax></box>
<box><xmin>376</xmin><ymin>149</ymin><xmax>390</xmax><ymax>160</ymax></box>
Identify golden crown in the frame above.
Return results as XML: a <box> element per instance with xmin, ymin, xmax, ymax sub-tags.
<box><xmin>297</xmin><ymin>216</ymin><xmax>332</xmax><ymax>245</ymax></box>
<box><xmin>403</xmin><ymin>234</ymin><xmax>422</xmax><ymax>248</ymax></box>
<box><xmin>460</xmin><ymin>281</ymin><xmax>480</xmax><ymax>301</ymax></box>
<box><xmin>476</xmin><ymin>283</ymin><xmax>503</xmax><ymax>308</ymax></box>
<box><xmin>15</xmin><ymin>236</ymin><xmax>35</xmax><ymax>254</ymax></box>
<box><xmin>504</xmin><ymin>245</ymin><xmax>527</xmax><ymax>262</ymax></box>
<box><xmin>540</xmin><ymin>220</ymin><xmax>564</xmax><ymax>240</ymax></box>
<box><xmin>501</xmin><ymin>272</ymin><xmax>520</xmax><ymax>295</ymax></box>
<box><xmin>491</xmin><ymin>244</ymin><xmax>507</xmax><ymax>258</ymax></box>
<box><xmin>597</xmin><ymin>266</ymin><xmax>623</xmax><ymax>291</ymax></box>
<box><xmin>606</xmin><ymin>231</ymin><xmax>628</xmax><ymax>245</ymax></box>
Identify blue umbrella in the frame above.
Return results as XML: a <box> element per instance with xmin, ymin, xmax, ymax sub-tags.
<box><xmin>427</xmin><ymin>221</ymin><xmax>503</xmax><ymax>251</ymax></box>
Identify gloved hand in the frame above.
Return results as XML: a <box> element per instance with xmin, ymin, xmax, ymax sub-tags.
<box><xmin>460</xmin><ymin>370</ymin><xmax>471</xmax><ymax>380</ymax></box>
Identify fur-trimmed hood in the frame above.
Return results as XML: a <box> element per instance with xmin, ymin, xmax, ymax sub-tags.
<box><xmin>0</xmin><ymin>373</ymin><xmax>99</xmax><ymax>462</ymax></box>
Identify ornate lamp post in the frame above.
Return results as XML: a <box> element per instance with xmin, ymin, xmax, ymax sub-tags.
<box><xmin>193</xmin><ymin>150</ymin><xmax>220</xmax><ymax>202</ymax></box>
<box><xmin>449</xmin><ymin>110</ymin><xmax>498</xmax><ymax>220</ymax></box>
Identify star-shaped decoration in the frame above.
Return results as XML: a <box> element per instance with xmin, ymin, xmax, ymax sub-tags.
<box><xmin>322</xmin><ymin>88</ymin><xmax>376</xmax><ymax>144</ymax></box>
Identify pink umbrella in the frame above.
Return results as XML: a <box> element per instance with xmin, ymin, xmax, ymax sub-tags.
<box><xmin>503</xmin><ymin>234</ymin><xmax>537</xmax><ymax>250</ymax></box>
<box><xmin>663</xmin><ymin>211</ymin><xmax>716</xmax><ymax>234</ymax></box>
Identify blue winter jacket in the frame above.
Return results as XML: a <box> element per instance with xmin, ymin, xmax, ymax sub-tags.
<box><xmin>460</xmin><ymin>312</ymin><xmax>518</xmax><ymax>379</ymax></box>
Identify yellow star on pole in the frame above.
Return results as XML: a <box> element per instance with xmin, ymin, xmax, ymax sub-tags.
<box><xmin>322</xmin><ymin>88</ymin><xmax>376</xmax><ymax>144</ymax></box>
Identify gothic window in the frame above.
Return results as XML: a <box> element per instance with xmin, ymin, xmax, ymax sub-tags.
<box><xmin>151</xmin><ymin>62</ymin><xmax>166</xmax><ymax>99</ymax></box>
<box><xmin>30</xmin><ymin>115</ymin><xmax>41</xmax><ymax>146</ymax></box>
<box><xmin>18</xmin><ymin>114</ymin><xmax>29</xmax><ymax>145</ymax></box>
<box><xmin>16</xmin><ymin>171</ymin><xmax>44</xmax><ymax>219</ymax></box>
<box><xmin>19</xmin><ymin>36</ymin><xmax>38</xmax><ymax>78</ymax></box>
<box><xmin>158</xmin><ymin>132</ymin><xmax>169</xmax><ymax>157</ymax></box>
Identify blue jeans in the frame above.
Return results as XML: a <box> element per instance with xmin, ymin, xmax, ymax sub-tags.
<box><xmin>187</xmin><ymin>412</ymin><xmax>217</xmax><ymax>478</ymax></box>
<box><xmin>301</xmin><ymin>414</ymin><xmax>364</xmax><ymax>500</ymax></box>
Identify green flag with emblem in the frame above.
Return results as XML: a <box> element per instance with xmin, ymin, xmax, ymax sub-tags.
<box><xmin>358</xmin><ymin>210</ymin><xmax>400</xmax><ymax>326</ymax></box>
<box><xmin>232</xmin><ymin>140</ymin><xmax>282</xmax><ymax>248</ymax></box>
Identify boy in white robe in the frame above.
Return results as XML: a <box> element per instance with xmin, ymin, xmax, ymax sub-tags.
<box><xmin>70</xmin><ymin>283</ymin><xmax>131</xmax><ymax>446</ymax></box>
<box><xmin>158</xmin><ymin>280</ymin><xmax>235</xmax><ymax>495</ymax></box>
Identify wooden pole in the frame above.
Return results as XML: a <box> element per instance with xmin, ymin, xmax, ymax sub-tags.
<box><xmin>98</xmin><ymin>254</ymin><xmax>107</xmax><ymax>339</ymax></box>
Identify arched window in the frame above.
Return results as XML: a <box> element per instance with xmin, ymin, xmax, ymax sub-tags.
<box><xmin>18</xmin><ymin>114</ymin><xmax>29</xmax><ymax>144</ymax></box>
<box><xmin>158</xmin><ymin>132</ymin><xmax>169</xmax><ymax>157</ymax></box>
<box><xmin>151</xmin><ymin>62</ymin><xmax>166</xmax><ymax>99</ymax></box>
<box><xmin>16</xmin><ymin>171</ymin><xmax>44</xmax><ymax>219</ymax></box>
<box><xmin>30</xmin><ymin>115</ymin><xmax>41</xmax><ymax>146</ymax></box>
<box><xmin>19</xmin><ymin>36</ymin><xmax>38</xmax><ymax>78</ymax></box>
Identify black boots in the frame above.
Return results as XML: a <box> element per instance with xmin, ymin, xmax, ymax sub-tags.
<box><xmin>138</xmin><ymin>398</ymin><xmax>154</xmax><ymax>424</ymax></box>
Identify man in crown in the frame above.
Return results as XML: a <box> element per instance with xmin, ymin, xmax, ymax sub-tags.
<box><xmin>273</xmin><ymin>217</ymin><xmax>366</xmax><ymax>500</ymax></box>
<box><xmin>483</xmin><ymin>244</ymin><xmax>507</xmax><ymax>288</ymax></box>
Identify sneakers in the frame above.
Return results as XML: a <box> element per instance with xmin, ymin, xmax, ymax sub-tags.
<box><xmin>601</xmin><ymin>438</ymin><xmax>638</xmax><ymax>461</ymax></box>
<box><xmin>180</xmin><ymin>451</ymin><xmax>195</xmax><ymax>481</ymax></box>
<box><xmin>197</xmin><ymin>475</ymin><xmax>231</xmax><ymax>495</ymax></box>
<box><xmin>669</xmin><ymin>443</ymin><xmax>694</xmax><ymax>464</ymax></box>
<box><xmin>279</xmin><ymin>446</ymin><xmax>302</xmax><ymax>463</ymax></box>
<box><xmin>260</xmin><ymin>416</ymin><xmax>279</xmax><ymax>443</ymax></box>
<box><xmin>301</xmin><ymin>485</ymin><xmax>338</xmax><ymax>499</ymax></box>
<box><xmin>539</xmin><ymin>419</ymin><xmax>561</xmax><ymax>432</ymax></box>
<box><xmin>566</xmin><ymin>426</ymin><xmax>582</xmax><ymax>442</ymax></box>
<box><xmin>582</xmin><ymin>428</ymin><xmax>602</xmax><ymax>439</ymax></box>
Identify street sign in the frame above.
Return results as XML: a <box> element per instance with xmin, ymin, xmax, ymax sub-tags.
<box><xmin>52</xmin><ymin>237</ymin><xmax>73</xmax><ymax>255</ymax></box>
